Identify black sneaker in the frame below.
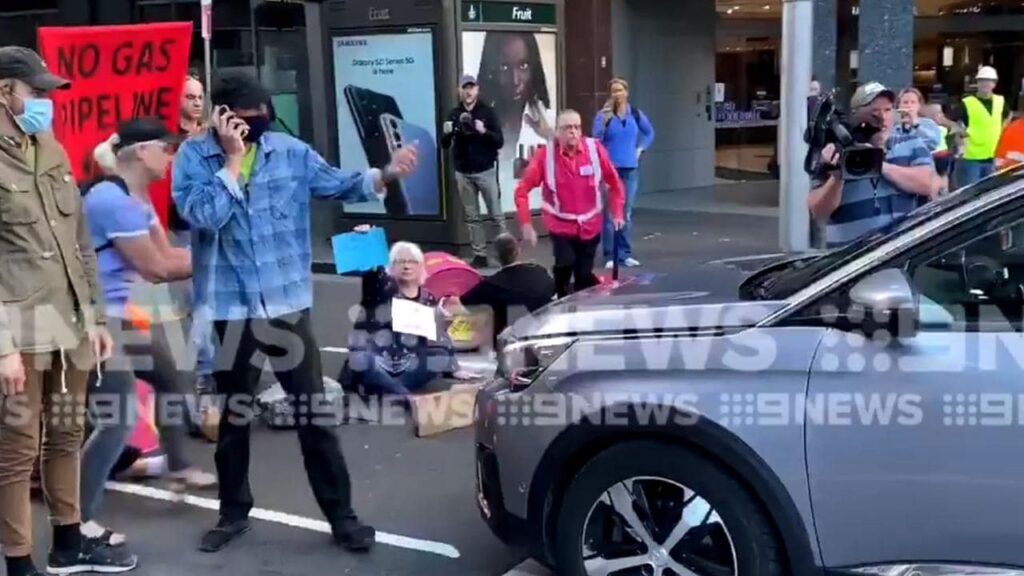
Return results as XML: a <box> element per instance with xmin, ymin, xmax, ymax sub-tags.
<box><xmin>470</xmin><ymin>255</ymin><xmax>490</xmax><ymax>269</ymax></box>
<box><xmin>47</xmin><ymin>539</ymin><xmax>138</xmax><ymax>574</ymax></box>
<box><xmin>199</xmin><ymin>519</ymin><xmax>251</xmax><ymax>553</ymax></box>
<box><xmin>332</xmin><ymin>518</ymin><xmax>375</xmax><ymax>552</ymax></box>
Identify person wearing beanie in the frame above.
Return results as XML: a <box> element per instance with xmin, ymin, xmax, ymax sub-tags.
<box><xmin>172</xmin><ymin>70</ymin><xmax>417</xmax><ymax>554</ymax></box>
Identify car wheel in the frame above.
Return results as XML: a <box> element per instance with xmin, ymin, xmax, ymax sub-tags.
<box><xmin>554</xmin><ymin>441</ymin><xmax>785</xmax><ymax>576</ymax></box>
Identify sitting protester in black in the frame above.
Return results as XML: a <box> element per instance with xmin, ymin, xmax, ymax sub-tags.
<box><xmin>458</xmin><ymin>234</ymin><xmax>555</xmax><ymax>350</ymax></box>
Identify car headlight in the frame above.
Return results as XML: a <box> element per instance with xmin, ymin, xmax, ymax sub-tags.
<box><xmin>497</xmin><ymin>336</ymin><xmax>575</xmax><ymax>391</ymax></box>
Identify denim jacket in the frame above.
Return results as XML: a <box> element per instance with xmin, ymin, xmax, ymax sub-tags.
<box><xmin>172</xmin><ymin>130</ymin><xmax>383</xmax><ymax>320</ymax></box>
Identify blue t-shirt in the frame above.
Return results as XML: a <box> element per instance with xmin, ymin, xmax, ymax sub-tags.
<box><xmin>83</xmin><ymin>181</ymin><xmax>159</xmax><ymax>317</ymax></box>
<box><xmin>912</xmin><ymin>117</ymin><xmax>943</xmax><ymax>152</ymax></box>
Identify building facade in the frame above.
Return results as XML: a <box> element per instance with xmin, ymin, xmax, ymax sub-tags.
<box><xmin>563</xmin><ymin>0</ymin><xmax>1024</xmax><ymax>209</ymax></box>
<box><xmin>6</xmin><ymin>0</ymin><xmax>1021</xmax><ymax>250</ymax></box>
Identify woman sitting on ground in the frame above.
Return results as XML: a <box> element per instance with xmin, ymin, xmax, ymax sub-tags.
<box><xmin>348</xmin><ymin>228</ymin><xmax>475</xmax><ymax>395</ymax></box>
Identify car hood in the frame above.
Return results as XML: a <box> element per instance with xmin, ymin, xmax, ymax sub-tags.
<box><xmin>508</xmin><ymin>259</ymin><xmax>790</xmax><ymax>340</ymax></box>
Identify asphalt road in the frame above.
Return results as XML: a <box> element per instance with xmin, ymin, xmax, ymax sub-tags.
<box><xmin>20</xmin><ymin>208</ymin><xmax>778</xmax><ymax>576</ymax></box>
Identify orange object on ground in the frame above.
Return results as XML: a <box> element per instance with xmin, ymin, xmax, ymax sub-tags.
<box><xmin>125</xmin><ymin>304</ymin><xmax>152</xmax><ymax>332</ymax></box>
<box><xmin>995</xmin><ymin>117</ymin><xmax>1024</xmax><ymax>168</ymax></box>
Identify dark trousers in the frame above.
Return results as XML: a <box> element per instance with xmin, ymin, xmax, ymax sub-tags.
<box><xmin>551</xmin><ymin>233</ymin><xmax>601</xmax><ymax>298</ymax></box>
<box><xmin>213</xmin><ymin>309</ymin><xmax>356</xmax><ymax>525</ymax></box>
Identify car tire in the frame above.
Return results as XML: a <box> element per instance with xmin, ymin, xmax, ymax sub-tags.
<box><xmin>554</xmin><ymin>441</ymin><xmax>786</xmax><ymax>576</ymax></box>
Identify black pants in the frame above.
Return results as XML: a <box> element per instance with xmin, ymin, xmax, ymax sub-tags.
<box><xmin>213</xmin><ymin>309</ymin><xmax>356</xmax><ymax>525</ymax></box>
<box><xmin>551</xmin><ymin>233</ymin><xmax>601</xmax><ymax>298</ymax></box>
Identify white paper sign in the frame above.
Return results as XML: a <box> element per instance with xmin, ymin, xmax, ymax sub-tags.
<box><xmin>714</xmin><ymin>82</ymin><xmax>726</xmax><ymax>103</ymax></box>
<box><xmin>391</xmin><ymin>298</ymin><xmax>438</xmax><ymax>341</ymax></box>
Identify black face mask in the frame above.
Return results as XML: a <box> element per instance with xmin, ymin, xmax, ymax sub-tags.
<box><xmin>241</xmin><ymin>115</ymin><xmax>271</xmax><ymax>143</ymax></box>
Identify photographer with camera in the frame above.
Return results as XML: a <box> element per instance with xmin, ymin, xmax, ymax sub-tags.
<box><xmin>808</xmin><ymin>82</ymin><xmax>936</xmax><ymax>248</ymax></box>
<box><xmin>442</xmin><ymin>74</ymin><xmax>507</xmax><ymax>268</ymax></box>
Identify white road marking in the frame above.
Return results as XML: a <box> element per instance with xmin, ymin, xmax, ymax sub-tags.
<box><xmin>105</xmin><ymin>481</ymin><xmax>462</xmax><ymax>559</ymax></box>
<box><xmin>704</xmin><ymin>253</ymin><xmax>785</xmax><ymax>265</ymax></box>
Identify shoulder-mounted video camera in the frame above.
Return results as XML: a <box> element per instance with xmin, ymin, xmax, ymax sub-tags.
<box><xmin>805</xmin><ymin>91</ymin><xmax>885</xmax><ymax>181</ymax></box>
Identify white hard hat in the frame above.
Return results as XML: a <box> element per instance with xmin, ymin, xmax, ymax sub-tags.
<box><xmin>977</xmin><ymin>66</ymin><xmax>999</xmax><ymax>81</ymax></box>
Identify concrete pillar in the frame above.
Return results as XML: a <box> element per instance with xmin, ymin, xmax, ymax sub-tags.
<box><xmin>779</xmin><ymin>0</ymin><xmax>813</xmax><ymax>253</ymax></box>
<box><xmin>857</xmin><ymin>0</ymin><xmax>914</xmax><ymax>91</ymax></box>
<box><xmin>812</xmin><ymin>0</ymin><xmax>837</xmax><ymax>90</ymax></box>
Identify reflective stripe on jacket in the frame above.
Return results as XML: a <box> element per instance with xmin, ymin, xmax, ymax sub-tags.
<box><xmin>514</xmin><ymin>138</ymin><xmax>625</xmax><ymax>240</ymax></box>
<box><xmin>542</xmin><ymin>137</ymin><xmax>603</xmax><ymax>223</ymax></box>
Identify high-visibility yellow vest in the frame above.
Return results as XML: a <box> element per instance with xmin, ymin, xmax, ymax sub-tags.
<box><xmin>963</xmin><ymin>94</ymin><xmax>1004</xmax><ymax>160</ymax></box>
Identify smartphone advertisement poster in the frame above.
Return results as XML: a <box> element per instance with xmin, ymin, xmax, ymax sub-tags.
<box><xmin>462</xmin><ymin>31</ymin><xmax>558</xmax><ymax>214</ymax></box>
<box><xmin>332</xmin><ymin>30</ymin><xmax>441</xmax><ymax>217</ymax></box>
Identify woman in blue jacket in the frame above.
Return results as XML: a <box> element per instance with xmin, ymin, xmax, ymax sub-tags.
<box><xmin>593</xmin><ymin>78</ymin><xmax>655</xmax><ymax>269</ymax></box>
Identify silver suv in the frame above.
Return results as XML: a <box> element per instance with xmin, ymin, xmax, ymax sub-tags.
<box><xmin>475</xmin><ymin>167</ymin><xmax>1024</xmax><ymax>576</ymax></box>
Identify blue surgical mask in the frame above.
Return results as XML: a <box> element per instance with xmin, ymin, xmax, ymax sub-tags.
<box><xmin>15</xmin><ymin>97</ymin><xmax>54</xmax><ymax>135</ymax></box>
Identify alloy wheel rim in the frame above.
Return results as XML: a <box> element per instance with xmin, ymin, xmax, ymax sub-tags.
<box><xmin>579</xmin><ymin>476</ymin><xmax>738</xmax><ymax>576</ymax></box>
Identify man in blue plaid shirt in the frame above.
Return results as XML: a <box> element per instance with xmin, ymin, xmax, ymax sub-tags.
<box><xmin>172</xmin><ymin>71</ymin><xmax>417</xmax><ymax>554</ymax></box>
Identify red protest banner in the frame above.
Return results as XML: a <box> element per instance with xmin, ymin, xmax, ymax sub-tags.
<box><xmin>37</xmin><ymin>22</ymin><xmax>193</xmax><ymax>227</ymax></box>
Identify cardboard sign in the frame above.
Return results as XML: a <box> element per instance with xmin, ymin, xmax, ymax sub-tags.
<box><xmin>391</xmin><ymin>298</ymin><xmax>438</xmax><ymax>341</ymax></box>
<box><xmin>37</xmin><ymin>23</ymin><xmax>193</xmax><ymax>227</ymax></box>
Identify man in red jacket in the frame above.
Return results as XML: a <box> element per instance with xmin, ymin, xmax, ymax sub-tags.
<box><xmin>516</xmin><ymin>109</ymin><xmax>625</xmax><ymax>297</ymax></box>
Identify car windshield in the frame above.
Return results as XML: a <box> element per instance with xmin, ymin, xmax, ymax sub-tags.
<box><xmin>744</xmin><ymin>164</ymin><xmax>1024</xmax><ymax>300</ymax></box>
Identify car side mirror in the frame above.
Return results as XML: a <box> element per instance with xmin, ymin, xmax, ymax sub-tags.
<box><xmin>843</xmin><ymin>268</ymin><xmax>920</xmax><ymax>340</ymax></box>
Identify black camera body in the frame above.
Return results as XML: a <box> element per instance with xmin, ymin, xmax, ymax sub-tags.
<box><xmin>458</xmin><ymin>112</ymin><xmax>475</xmax><ymax>133</ymax></box>
<box><xmin>805</xmin><ymin>92</ymin><xmax>884</xmax><ymax>181</ymax></box>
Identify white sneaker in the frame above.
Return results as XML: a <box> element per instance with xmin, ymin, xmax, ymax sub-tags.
<box><xmin>624</xmin><ymin>258</ymin><xmax>641</xmax><ymax>267</ymax></box>
<box><xmin>605</xmin><ymin>260</ymin><xmax>615</xmax><ymax>270</ymax></box>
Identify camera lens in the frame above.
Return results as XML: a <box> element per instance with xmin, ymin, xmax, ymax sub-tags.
<box><xmin>845</xmin><ymin>150</ymin><xmax>870</xmax><ymax>178</ymax></box>
<box><xmin>390</xmin><ymin>118</ymin><xmax>399</xmax><ymax>130</ymax></box>
<box><xmin>844</xmin><ymin>147</ymin><xmax>882</xmax><ymax>179</ymax></box>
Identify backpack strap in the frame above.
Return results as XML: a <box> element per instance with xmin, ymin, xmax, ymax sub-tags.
<box><xmin>601</xmin><ymin>106</ymin><xmax>644</xmax><ymax>141</ymax></box>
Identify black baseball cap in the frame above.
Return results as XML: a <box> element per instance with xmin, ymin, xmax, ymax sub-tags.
<box><xmin>113</xmin><ymin>118</ymin><xmax>182</xmax><ymax>151</ymax></box>
<box><xmin>0</xmin><ymin>46</ymin><xmax>70</xmax><ymax>91</ymax></box>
